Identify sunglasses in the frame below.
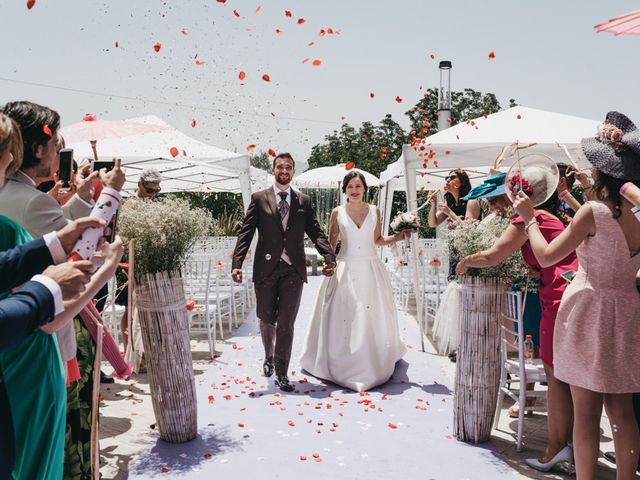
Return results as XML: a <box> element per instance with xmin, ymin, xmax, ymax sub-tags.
<box><xmin>144</xmin><ymin>186</ymin><xmax>161</xmax><ymax>194</ymax></box>
<box><xmin>445</xmin><ymin>175</ymin><xmax>459</xmax><ymax>182</ymax></box>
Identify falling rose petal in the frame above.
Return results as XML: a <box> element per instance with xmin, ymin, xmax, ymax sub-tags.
<box><xmin>308</xmin><ymin>41</ymin><xmax>315</xmax><ymax>46</ymax></box>
<box><xmin>370</xmin><ymin>92</ymin><xmax>375</xmax><ymax>98</ymax></box>
<box><xmin>430</xmin><ymin>54</ymin><xmax>436</xmax><ymax>60</ymax></box>
<box><xmin>169</xmin><ymin>147</ymin><xmax>179</xmax><ymax>158</ymax></box>
<box><xmin>268</xmin><ymin>148</ymin><xmax>277</xmax><ymax>157</ymax></box>
<box><xmin>395</xmin><ymin>96</ymin><xmax>403</xmax><ymax>103</ymax></box>
<box><xmin>26</xmin><ymin>0</ymin><xmax>35</xmax><ymax>9</ymax></box>
<box><xmin>161</xmin><ymin>467</ymin><xmax>170</xmax><ymax>473</ymax></box>
<box><xmin>42</xmin><ymin>124</ymin><xmax>52</xmax><ymax>137</ymax></box>
<box><xmin>191</xmin><ymin>119</ymin><xmax>197</xmax><ymax>128</ymax></box>
<box><xmin>319</xmin><ymin>29</ymin><xmax>326</xmax><ymax>36</ymax></box>
<box><xmin>388</xmin><ymin>423</ymin><xmax>398</xmax><ymax>429</ymax></box>
<box><xmin>288</xmin><ymin>420</ymin><xmax>295</xmax><ymax>427</ymax></box>
<box><xmin>239</xmin><ymin>71</ymin><xmax>246</xmax><ymax>80</ymax></box>
<box><xmin>345</xmin><ymin>162</ymin><xmax>355</xmax><ymax>170</ymax></box>
<box><xmin>340</xmin><ymin>115</ymin><xmax>347</xmax><ymax>121</ymax></box>
<box><xmin>204</xmin><ymin>453</ymin><xmax>213</xmax><ymax>459</ymax></box>
<box><xmin>255</xmin><ymin>5</ymin><xmax>262</xmax><ymax>13</ymax></box>
<box><xmin>181</xmin><ymin>28</ymin><xmax>189</xmax><ymax>35</ymax></box>
<box><xmin>246</xmin><ymin>144</ymin><xmax>256</xmax><ymax>151</ymax></box>
<box><xmin>327</xmin><ymin>27</ymin><xmax>334</xmax><ymax>34</ymax></box>
<box><xmin>195</xmin><ymin>60</ymin><xmax>205</xmax><ymax>65</ymax></box>
<box><xmin>297</xmin><ymin>18</ymin><xmax>306</xmax><ymax>24</ymax></box>
<box><xmin>238</xmin><ymin>423</ymin><xmax>245</xmax><ymax>428</ymax></box>
<box><xmin>312</xmin><ymin>59</ymin><xmax>322</xmax><ymax>66</ymax></box>
<box><xmin>301</xmin><ymin>58</ymin><xmax>310</xmax><ymax>64</ymax></box>
<box><xmin>153</xmin><ymin>42</ymin><xmax>161</xmax><ymax>53</ymax></box>
<box><xmin>275</xmin><ymin>28</ymin><xmax>283</xmax><ymax>35</ymax></box>
<box><xmin>285</xmin><ymin>10</ymin><xmax>292</xmax><ymax>17</ymax></box>
<box><xmin>262</xmin><ymin>74</ymin><xmax>271</xmax><ymax>82</ymax></box>
<box><xmin>208</xmin><ymin>395</ymin><xmax>214</xmax><ymax>403</ymax></box>
<box><xmin>488</xmin><ymin>51</ymin><xmax>496</xmax><ymax>59</ymax></box>
<box><xmin>216</xmin><ymin>0</ymin><xmax>226</xmax><ymax>3</ymax></box>
<box><xmin>115</xmin><ymin>41</ymin><xmax>119</xmax><ymax>48</ymax></box>
<box><xmin>182</xmin><ymin>149</ymin><xmax>187</xmax><ymax>157</ymax></box>
<box><xmin>445</xmin><ymin>434</ymin><xmax>453</xmax><ymax>440</ymax></box>
<box><xmin>233</xmin><ymin>9</ymin><xmax>240</xmax><ymax>17</ymax></box>
<box><xmin>517</xmin><ymin>114</ymin><xmax>522</xmax><ymax>120</ymax></box>
<box><xmin>299</xmin><ymin>456</ymin><xmax>307</xmax><ymax>461</ymax></box>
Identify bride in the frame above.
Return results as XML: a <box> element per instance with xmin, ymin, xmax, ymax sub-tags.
<box><xmin>300</xmin><ymin>171</ymin><xmax>407</xmax><ymax>392</ymax></box>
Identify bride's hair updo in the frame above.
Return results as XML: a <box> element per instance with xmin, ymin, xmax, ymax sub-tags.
<box><xmin>342</xmin><ymin>171</ymin><xmax>368</xmax><ymax>199</ymax></box>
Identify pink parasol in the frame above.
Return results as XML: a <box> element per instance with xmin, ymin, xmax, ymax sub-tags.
<box><xmin>61</xmin><ymin>114</ymin><xmax>174</xmax><ymax>159</ymax></box>
<box><xmin>595</xmin><ymin>9</ymin><xmax>640</xmax><ymax>35</ymax></box>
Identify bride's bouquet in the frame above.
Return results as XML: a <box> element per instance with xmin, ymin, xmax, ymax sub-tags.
<box><xmin>390</xmin><ymin>211</ymin><xmax>419</xmax><ymax>234</ymax></box>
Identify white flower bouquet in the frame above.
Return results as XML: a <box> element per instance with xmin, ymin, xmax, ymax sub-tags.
<box><xmin>448</xmin><ymin>216</ymin><xmax>527</xmax><ymax>279</ymax></box>
<box><xmin>390</xmin><ymin>211</ymin><xmax>419</xmax><ymax>234</ymax></box>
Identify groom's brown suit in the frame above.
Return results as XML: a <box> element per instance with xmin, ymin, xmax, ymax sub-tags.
<box><xmin>232</xmin><ymin>187</ymin><xmax>335</xmax><ymax>376</ymax></box>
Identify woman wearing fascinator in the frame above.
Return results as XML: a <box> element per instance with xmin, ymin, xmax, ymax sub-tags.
<box><xmin>456</xmin><ymin>154</ymin><xmax>579</xmax><ymax>473</ymax></box>
<box><xmin>513</xmin><ymin>111</ymin><xmax>640</xmax><ymax>480</ymax></box>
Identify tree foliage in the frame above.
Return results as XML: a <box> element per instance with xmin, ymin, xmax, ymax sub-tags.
<box><xmin>250</xmin><ymin>151</ymin><xmax>272</xmax><ymax>172</ymax></box>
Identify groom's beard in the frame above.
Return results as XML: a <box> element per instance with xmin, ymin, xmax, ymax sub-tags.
<box><xmin>276</xmin><ymin>174</ymin><xmax>291</xmax><ymax>186</ymax></box>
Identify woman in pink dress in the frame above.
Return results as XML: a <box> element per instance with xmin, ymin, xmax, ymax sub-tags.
<box><xmin>457</xmin><ymin>164</ymin><xmax>578</xmax><ymax>473</ymax></box>
<box><xmin>515</xmin><ymin>111</ymin><xmax>640</xmax><ymax>480</ymax></box>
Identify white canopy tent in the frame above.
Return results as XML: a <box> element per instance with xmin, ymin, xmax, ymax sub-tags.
<box><xmin>398</xmin><ymin>106</ymin><xmax>600</xmax><ymax>345</ymax></box>
<box><xmin>293</xmin><ymin>164</ymin><xmax>380</xmax><ymax>189</ymax></box>
<box><xmin>65</xmin><ymin>115</ymin><xmax>256</xmax><ymax>208</ymax></box>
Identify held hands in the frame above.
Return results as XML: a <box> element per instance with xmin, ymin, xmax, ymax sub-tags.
<box><xmin>100</xmin><ymin>158</ymin><xmax>126</xmax><ymax>191</ymax></box>
<box><xmin>56</xmin><ymin>217</ymin><xmax>107</xmax><ymax>255</ymax></box>
<box><xmin>512</xmin><ymin>191</ymin><xmax>535</xmax><ymax>222</ymax></box>
<box><xmin>42</xmin><ymin>261</ymin><xmax>94</xmax><ymax>300</ymax></box>
<box><xmin>231</xmin><ymin>268</ymin><xmax>243</xmax><ymax>283</ymax></box>
<box><xmin>322</xmin><ymin>262</ymin><xmax>335</xmax><ymax>277</ymax></box>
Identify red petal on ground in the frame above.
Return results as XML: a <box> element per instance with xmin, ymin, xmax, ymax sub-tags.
<box><xmin>488</xmin><ymin>51</ymin><xmax>496</xmax><ymax>59</ymax></box>
<box><xmin>395</xmin><ymin>96</ymin><xmax>402</xmax><ymax>103</ymax></box>
<box><xmin>312</xmin><ymin>59</ymin><xmax>321</xmax><ymax>66</ymax></box>
<box><xmin>285</xmin><ymin>10</ymin><xmax>292</xmax><ymax>17</ymax></box>
<box><xmin>268</xmin><ymin>148</ymin><xmax>277</xmax><ymax>157</ymax></box>
<box><xmin>42</xmin><ymin>124</ymin><xmax>52</xmax><ymax>137</ymax></box>
<box><xmin>239</xmin><ymin>71</ymin><xmax>246</xmax><ymax>80</ymax></box>
<box><xmin>153</xmin><ymin>42</ymin><xmax>161</xmax><ymax>52</ymax></box>
<box><xmin>246</xmin><ymin>144</ymin><xmax>256</xmax><ymax>151</ymax></box>
<box><xmin>262</xmin><ymin>74</ymin><xmax>271</xmax><ymax>82</ymax></box>
<box><xmin>233</xmin><ymin>9</ymin><xmax>240</xmax><ymax>17</ymax></box>
<box><xmin>26</xmin><ymin>0</ymin><xmax>35</xmax><ymax>9</ymax></box>
<box><xmin>297</xmin><ymin>18</ymin><xmax>306</xmax><ymax>24</ymax></box>
<box><xmin>388</xmin><ymin>423</ymin><xmax>398</xmax><ymax>429</ymax></box>
<box><xmin>345</xmin><ymin>162</ymin><xmax>355</xmax><ymax>170</ymax></box>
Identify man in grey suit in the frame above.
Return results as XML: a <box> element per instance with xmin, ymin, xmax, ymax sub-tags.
<box><xmin>0</xmin><ymin>101</ymin><xmax>126</xmax><ymax>367</ymax></box>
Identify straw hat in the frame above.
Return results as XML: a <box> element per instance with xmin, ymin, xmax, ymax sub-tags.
<box><xmin>581</xmin><ymin>111</ymin><xmax>640</xmax><ymax>180</ymax></box>
<box><xmin>505</xmin><ymin>153</ymin><xmax>559</xmax><ymax>207</ymax></box>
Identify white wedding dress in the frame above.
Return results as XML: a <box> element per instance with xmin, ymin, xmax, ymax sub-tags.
<box><xmin>300</xmin><ymin>204</ymin><xmax>406</xmax><ymax>392</ymax></box>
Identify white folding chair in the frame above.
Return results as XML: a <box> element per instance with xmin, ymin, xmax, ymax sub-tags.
<box><xmin>494</xmin><ymin>290</ymin><xmax>547</xmax><ymax>451</ymax></box>
<box><xmin>183</xmin><ymin>258</ymin><xmax>217</xmax><ymax>358</ymax></box>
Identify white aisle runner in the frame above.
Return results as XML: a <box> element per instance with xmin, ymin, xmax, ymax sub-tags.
<box><xmin>128</xmin><ymin>276</ymin><xmax>516</xmax><ymax>480</ymax></box>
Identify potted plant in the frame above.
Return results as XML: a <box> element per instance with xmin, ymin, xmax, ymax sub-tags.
<box><xmin>447</xmin><ymin>217</ymin><xmax>527</xmax><ymax>443</ymax></box>
<box><xmin>119</xmin><ymin>196</ymin><xmax>211</xmax><ymax>443</ymax></box>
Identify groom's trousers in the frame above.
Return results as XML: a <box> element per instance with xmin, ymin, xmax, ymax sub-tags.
<box><xmin>255</xmin><ymin>260</ymin><xmax>304</xmax><ymax>376</ymax></box>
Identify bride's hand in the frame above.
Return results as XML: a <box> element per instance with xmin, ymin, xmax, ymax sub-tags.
<box><xmin>322</xmin><ymin>262</ymin><xmax>335</xmax><ymax>277</ymax></box>
<box><xmin>455</xmin><ymin>258</ymin><xmax>470</xmax><ymax>275</ymax></box>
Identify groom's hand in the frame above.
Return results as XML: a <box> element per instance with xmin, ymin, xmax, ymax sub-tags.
<box><xmin>322</xmin><ymin>263</ymin><xmax>335</xmax><ymax>277</ymax></box>
<box><xmin>231</xmin><ymin>268</ymin><xmax>243</xmax><ymax>283</ymax></box>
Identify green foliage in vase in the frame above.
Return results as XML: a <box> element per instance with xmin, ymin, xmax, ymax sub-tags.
<box><xmin>119</xmin><ymin>197</ymin><xmax>212</xmax><ymax>279</ymax></box>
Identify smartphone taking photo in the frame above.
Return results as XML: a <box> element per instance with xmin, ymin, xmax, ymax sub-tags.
<box><xmin>92</xmin><ymin>160</ymin><xmax>115</xmax><ymax>172</ymax></box>
<box><xmin>57</xmin><ymin>149</ymin><xmax>74</xmax><ymax>188</ymax></box>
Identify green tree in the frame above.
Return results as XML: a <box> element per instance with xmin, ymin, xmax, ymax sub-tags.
<box><xmin>250</xmin><ymin>151</ymin><xmax>272</xmax><ymax>172</ymax></box>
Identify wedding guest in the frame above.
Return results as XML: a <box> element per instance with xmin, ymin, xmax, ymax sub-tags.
<box><xmin>457</xmin><ymin>163</ymin><xmax>578</xmax><ymax>473</ymax></box>
<box><xmin>514</xmin><ymin>111</ymin><xmax>640</xmax><ymax>480</ymax></box>
<box><xmin>428</xmin><ymin>168</ymin><xmax>481</xmax><ymax>227</ymax></box>
<box><xmin>557</xmin><ymin>163</ymin><xmax>577</xmax><ymax>216</ymax></box>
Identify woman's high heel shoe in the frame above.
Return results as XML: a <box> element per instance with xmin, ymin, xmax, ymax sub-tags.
<box><xmin>525</xmin><ymin>445</ymin><xmax>573</xmax><ymax>472</ymax></box>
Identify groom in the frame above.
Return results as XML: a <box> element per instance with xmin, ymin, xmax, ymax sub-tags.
<box><xmin>231</xmin><ymin>153</ymin><xmax>335</xmax><ymax>392</ymax></box>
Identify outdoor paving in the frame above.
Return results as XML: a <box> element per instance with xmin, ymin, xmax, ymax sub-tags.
<box><xmin>99</xmin><ymin>276</ymin><xmax>618</xmax><ymax>479</ymax></box>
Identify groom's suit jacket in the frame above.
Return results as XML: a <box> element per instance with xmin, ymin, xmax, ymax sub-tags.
<box><xmin>232</xmin><ymin>187</ymin><xmax>335</xmax><ymax>284</ymax></box>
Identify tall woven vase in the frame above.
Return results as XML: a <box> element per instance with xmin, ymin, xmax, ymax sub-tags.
<box><xmin>135</xmin><ymin>270</ymin><xmax>197</xmax><ymax>443</ymax></box>
<box><xmin>453</xmin><ymin>276</ymin><xmax>504</xmax><ymax>443</ymax></box>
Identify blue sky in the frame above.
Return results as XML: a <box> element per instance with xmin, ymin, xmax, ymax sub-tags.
<box><xmin>1</xmin><ymin>0</ymin><xmax>638</xmax><ymax>167</ymax></box>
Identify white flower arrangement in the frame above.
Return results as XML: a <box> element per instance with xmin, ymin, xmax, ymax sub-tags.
<box><xmin>448</xmin><ymin>216</ymin><xmax>527</xmax><ymax>279</ymax></box>
<box><xmin>390</xmin><ymin>211</ymin><xmax>419</xmax><ymax>234</ymax></box>
<box><xmin>119</xmin><ymin>196</ymin><xmax>212</xmax><ymax>279</ymax></box>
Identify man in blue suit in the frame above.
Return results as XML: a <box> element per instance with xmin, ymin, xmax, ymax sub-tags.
<box><xmin>0</xmin><ymin>217</ymin><xmax>104</xmax><ymax>477</ymax></box>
